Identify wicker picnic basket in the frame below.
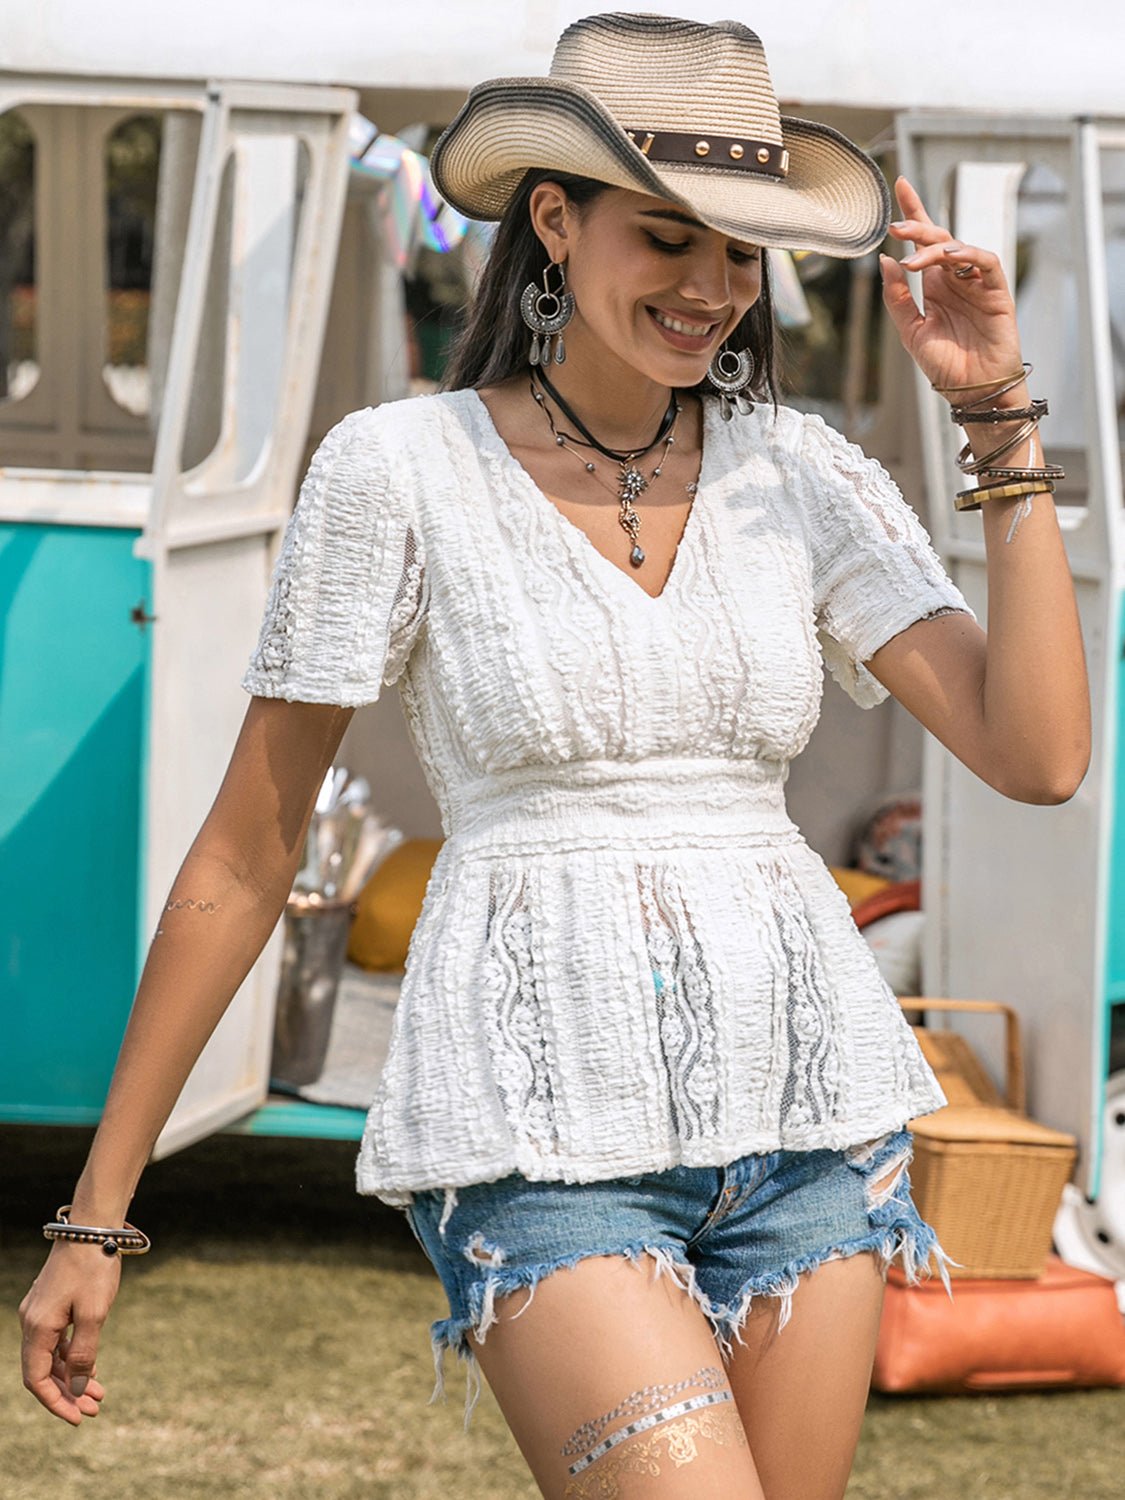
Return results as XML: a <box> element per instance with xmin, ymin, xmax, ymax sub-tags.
<box><xmin>897</xmin><ymin>998</ymin><xmax>1078</xmax><ymax>1280</ymax></box>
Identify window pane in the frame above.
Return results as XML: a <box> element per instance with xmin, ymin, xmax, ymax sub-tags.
<box><xmin>0</xmin><ymin>109</ymin><xmax>37</xmax><ymax>406</ymax></box>
<box><xmin>104</xmin><ymin>112</ymin><xmax>160</xmax><ymax>419</ymax></box>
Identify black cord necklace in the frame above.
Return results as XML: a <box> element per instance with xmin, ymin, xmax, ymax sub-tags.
<box><xmin>528</xmin><ymin>376</ymin><xmax>683</xmax><ymax>569</ymax></box>
<box><xmin>533</xmin><ymin>367</ymin><xmax>679</xmax><ymax>462</ymax></box>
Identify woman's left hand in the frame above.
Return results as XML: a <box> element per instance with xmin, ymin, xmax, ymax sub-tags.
<box><xmin>879</xmin><ymin>175</ymin><xmax>1025</xmax><ymax>396</ymax></box>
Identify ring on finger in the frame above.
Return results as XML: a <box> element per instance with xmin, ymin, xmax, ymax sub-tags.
<box><xmin>953</xmin><ymin>263</ymin><xmax>976</xmax><ymax>279</ymax></box>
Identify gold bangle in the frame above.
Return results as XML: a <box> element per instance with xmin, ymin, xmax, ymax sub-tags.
<box><xmin>956</xmin><ymin>418</ymin><xmax>1043</xmax><ymax>475</ymax></box>
<box><xmin>934</xmin><ymin>361</ymin><xmax>1030</xmax><ymax>394</ymax></box>
<box><xmin>955</xmin><ymin>479</ymin><xmax>1055</xmax><ymax>512</ymax></box>
<box><xmin>949</xmin><ymin>369</ymin><xmax>1035</xmax><ymax>412</ymax></box>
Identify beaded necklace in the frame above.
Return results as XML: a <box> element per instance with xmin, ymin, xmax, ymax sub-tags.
<box><xmin>529</xmin><ymin>371</ymin><xmax>689</xmax><ymax>569</ymax></box>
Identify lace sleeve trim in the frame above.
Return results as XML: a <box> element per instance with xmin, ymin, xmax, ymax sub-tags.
<box><xmin>384</xmin><ymin>522</ymin><xmax>429</xmax><ymax>686</ymax></box>
<box><xmin>797</xmin><ymin>412</ymin><xmax>977</xmax><ymax>709</ymax></box>
<box><xmin>241</xmin><ymin>407</ymin><xmax>428</xmax><ymax>706</ymax></box>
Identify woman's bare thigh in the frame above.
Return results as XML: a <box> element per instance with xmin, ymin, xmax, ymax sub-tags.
<box><xmin>724</xmin><ymin>1253</ymin><xmax>889</xmax><ymax>1497</ymax></box>
<box><xmin>724</xmin><ymin>1250</ymin><xmax>886</xmax><ymax>1500</ymax></box>
<box><xmin>468</xmin><ymin>1249</ymin><xmax>765</xmax><ymax>1499</ymax></box>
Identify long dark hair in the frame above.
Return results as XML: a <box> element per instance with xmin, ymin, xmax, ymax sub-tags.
<box><xmin>439</xmin><ymin>168</ymin><xmax>779</xmax><ymax>408</ymax></box>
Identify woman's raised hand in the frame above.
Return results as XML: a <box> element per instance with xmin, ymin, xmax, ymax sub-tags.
<box><xmin>879</xmin><ymin>175</ymin><xmax>1026</xmax><ymax>396</ymax></box>
<box><xmin>18</xmin><ymin>1242</ymin><xmax>118</xmax><ymax>1424</ymax></box>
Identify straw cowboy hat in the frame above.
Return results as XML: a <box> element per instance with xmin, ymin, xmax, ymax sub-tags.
<box><xmin>429</xmin><ymin>11</ymin><xmax>891</xmax><ymax>258</ymax></box>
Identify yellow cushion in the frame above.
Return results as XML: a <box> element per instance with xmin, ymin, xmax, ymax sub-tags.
<box><xmin>347</xmin><ymin>838</ymin><xmax>443</xmax><ymax>971</ymax></box>
<box><xmin>828</xmin><ymin>864</ymin><xmax>892</xmax><ymax>909</ymax></box>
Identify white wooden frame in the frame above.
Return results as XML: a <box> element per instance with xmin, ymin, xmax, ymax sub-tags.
<box><xmin>898</xmin><ymin>112</ymin><xmax>1125</xmax><ymax>1197</ymax></box>
<box><xmin>0</xmin><ymin>74</ymin><xmax>356</xmax><ymax>1156</ymax></box>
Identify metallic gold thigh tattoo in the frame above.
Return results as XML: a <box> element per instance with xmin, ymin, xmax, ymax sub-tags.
<box><xmin>561</xmin><ymin>1364</ymin><xmax>726</xmax><ymax>1456</ymax></box>
<box><xmin>561</xmin><ymin>1401</ymin><xmax>747</xmax><ymax>1499</ymax></box>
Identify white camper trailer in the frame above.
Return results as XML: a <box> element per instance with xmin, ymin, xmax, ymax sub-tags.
<box><xmin>1</xmin><ymin>2</ymin><xmax>1121</xmax><ymax>1276</ymax></box>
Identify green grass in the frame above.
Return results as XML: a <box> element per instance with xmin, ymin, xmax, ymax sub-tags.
<box><xmin>3</xmin><ymin>1125</ymin><xmax>1123</xmax><ymax>1498</ymax></box>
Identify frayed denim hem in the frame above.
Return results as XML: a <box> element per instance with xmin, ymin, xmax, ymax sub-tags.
<box><xmin>704</xmin><ymin>1138</ymin><xmax>960</xmax><ymax>1360</ymax></box>
<box><xmin>704</xmin><ymin>1217</ymin><xmax>959</xmax><ymax>1361</ymax></box>
<box><xmin>422</xmin><ymin>1134</ymin><xmax>961</xmax><ymax>1430</ymax></box>
<box><xmin>426</xmin><ymin>1239</ymin><xmax>700</xmax><ymax>1431</ymax></box>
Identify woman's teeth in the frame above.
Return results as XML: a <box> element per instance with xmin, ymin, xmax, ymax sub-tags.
<box><xmin>651</xmin><ymin>309</ymin><xmax>715</xmax><ymax>336</ymax></box>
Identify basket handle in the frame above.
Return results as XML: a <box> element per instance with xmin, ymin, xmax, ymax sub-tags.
<box><xmin>897</xmin><ymin>997</ymin><xmax>1026</xmax><ymax>1114</ymax></box>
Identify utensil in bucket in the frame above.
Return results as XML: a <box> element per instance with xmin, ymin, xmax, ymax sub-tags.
<box><xmin>270</xmin><ymin>893</ymin><xmax>358</xmax><ymax>1088</ymax></box>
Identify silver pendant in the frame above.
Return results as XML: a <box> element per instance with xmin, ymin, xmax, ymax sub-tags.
<box><xmin>619</xmin><ymin>464</ymin><xmax>648</xmax><ymax>504</ymax></box>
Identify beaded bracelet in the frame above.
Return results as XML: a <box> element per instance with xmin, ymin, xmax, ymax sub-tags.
<box><xmin>42</xmin><ymin>1204</ymin><xmax>152</xmax><ymax>1257</ymax></box>
<box><xmin>976</xmin><ymin>462</ymin><xmax>1066</xmax><ymax>482</ymax></box>
<box><xmin>955</xmin><ymin>479</ymin><xmax>1056</xmax><ymax>513</ymax></box>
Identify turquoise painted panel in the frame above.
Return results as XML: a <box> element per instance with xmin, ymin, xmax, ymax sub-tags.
<box><xmin>0</xmin><ymin>524</ymin><xmax>150</xmax><ymax>1122</ymax></box>
<box><xmin>220</xmin><ymin>1097</ymin><xmax>366</xmax><ymax>1140</ymax></box>
<box><xmin>1108</xmin><ymin>591</ymin><xmax>1125</xmax><ymax>991</ymax></box>
<box><xmin>1094</xmin><ymin>588</ymin><xmax>1125</xmax><ymax>1197</ymax></box>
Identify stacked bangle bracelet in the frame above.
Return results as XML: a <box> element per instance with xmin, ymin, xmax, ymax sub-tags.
<box><xmin>954</xmin><ymin>479</ymin><xmax>1055</xmax><ymax>513</ymax></box>
<box><xmin>934</xmin><ymin>360</ymin><xmax>1063</xmax><ymax>509</ymax></box>
<box><xmin>967</xmin><ymin>459</ymin><xmax>1065</xmax><ymax>479</ymax></box>
<box><xmin>933</xmin><ymin>362</ymin><xmax>1030</xmax><ymax>395</ymax></box>
<box><xmin>42</xmin><ymin>1204</ymin><xmax>152</xmax><ymax>1257</ymax></box>
<box><xmin>955</xmin><ymin>418</ymin><xmax>1044</xmax><ymax>475</ymax></box>
<box><xmin>953</xmin><ymin>398</ymin><xmax>1049</xmax><ymax>425</ymax></box>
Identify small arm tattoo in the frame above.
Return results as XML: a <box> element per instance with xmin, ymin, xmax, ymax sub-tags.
<box><xmin>154</xmin><ymin>897</ymin><xmax>222</xmax><ymax>938</ymax></box>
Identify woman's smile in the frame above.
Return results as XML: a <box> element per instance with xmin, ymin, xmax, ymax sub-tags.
<box><xmin>645</xmin><ymin>304</ymin><xmax>723</xmax><ymax>351</ymax></box>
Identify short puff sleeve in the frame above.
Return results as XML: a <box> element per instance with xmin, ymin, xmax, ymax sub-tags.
<box><xmin>241</xmin><ymin>407</ymin><xmax>427</xmax><ymax>707</ymax></box>
<box><xmin>798</xmin><ymin>411</ymin><xmax>976</xmax><ymax>709</ymax></box>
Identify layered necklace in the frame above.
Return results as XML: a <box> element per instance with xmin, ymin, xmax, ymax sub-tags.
<box><xmin>530</xmin><ymin>367</ymin><xmax>693</xmax><ymax>569</ymax></box>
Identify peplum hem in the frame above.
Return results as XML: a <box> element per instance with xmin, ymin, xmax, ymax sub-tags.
<box><xmin>353</xmin><ymin>758</ymin><xmax>947</xmax><ymax>1211</ymax></box>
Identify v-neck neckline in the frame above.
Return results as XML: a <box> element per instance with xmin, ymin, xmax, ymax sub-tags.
<box><xmin>466</xmin><ymin>386</ymin><xmax>713</xmax><ymax>605</ymax></box>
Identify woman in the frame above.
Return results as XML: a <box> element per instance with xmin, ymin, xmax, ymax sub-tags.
<box><xmin>20</xmin><ymin>13</ymin><xmax>1090</xmax><ymax>1499</ymax></box>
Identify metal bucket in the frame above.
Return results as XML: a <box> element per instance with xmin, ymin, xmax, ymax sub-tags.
<box><xmin>270</xmin><ymin>895</ymin><xmax>357</xmax><ymax>1088</ymax></box>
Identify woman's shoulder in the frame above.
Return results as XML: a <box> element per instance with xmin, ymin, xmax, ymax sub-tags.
<box><xmin>735</xmin><ymin>401</ymin><xmax>882</xmax><ymax>479</ymax></box>
<box><xmin>715</xmin><ymin>398</ymin><xmax>809</xmax><ymax>477</ymax></box>
<box><xmin>739</xmin><ymin>399</ymin><xmax>819</xmax><ymax>453</ymax></box>
<box><xmin>710</xmin><ymin>397</ymin><xmax>797</xmax><ymax>449</ymax></box>
<box><xmin>308</xmin><ymin>391</ymin><xmax>478</xmax><ymax>508</ymax></box>
<box><xmin>336</xmin><ymin>388</ymin><xmax>471</xmax><ymax>449</ymax></box>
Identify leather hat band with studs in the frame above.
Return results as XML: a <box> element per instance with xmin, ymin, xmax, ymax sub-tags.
<box><xmin>625</xmin><ymin>129</ymin><xmax>789</xmax><ymax>178</ymax></box>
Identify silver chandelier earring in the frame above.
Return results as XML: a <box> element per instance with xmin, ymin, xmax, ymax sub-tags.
<box><xmin>521</xmin><ymin>260</ymin><xmax>576</xmax><ymax>367</ymax></box>
<box><xmin>707</xmin><ymin>344</ymin><xmax>756</xmax><ymax>421</ymax></box>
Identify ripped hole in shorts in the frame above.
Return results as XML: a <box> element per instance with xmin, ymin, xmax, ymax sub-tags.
<box><xmin>844</xmin><ymin>1129</ymin><xmax>913</xmax><ymax>1210</ymax></box>
<box><xmin>463</xmin><ymin>1230</ymin><xmax>506</xmax><ymax>1268</ymax></box>
<box><xmin>701</xmin><ymin>1129</ymin><xmax>960</xmax><ymax>1359</ymax></box>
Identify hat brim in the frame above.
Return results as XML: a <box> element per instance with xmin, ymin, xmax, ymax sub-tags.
<box><xmin>429</xmin><ymin>78</ymin><xmax>891</xmax><ymax>258</ymax></box>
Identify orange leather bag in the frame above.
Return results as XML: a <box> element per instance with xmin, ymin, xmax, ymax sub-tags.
<box><xmin>872</xmin><ymin>1254</ymin><xmax>1125</xmax><ymax>1394</ymax></box>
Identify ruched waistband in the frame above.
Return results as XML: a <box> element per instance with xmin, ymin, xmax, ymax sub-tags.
<box><xmin>443</xmin><ymin>756</ymin><xmax>801</xmax><ymax>857</ymax></box>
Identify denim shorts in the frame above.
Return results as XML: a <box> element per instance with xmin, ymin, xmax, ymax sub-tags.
<box><xmin>402</xmin><ymin>1125</ymin><xmax>956</xmax><ymax>1429</ymax></box>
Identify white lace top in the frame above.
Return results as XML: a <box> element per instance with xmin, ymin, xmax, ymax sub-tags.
<box><xmin>241</xmin><ymin>387</ymin><xmax>976</xmax><ymax>1210</ymax></box>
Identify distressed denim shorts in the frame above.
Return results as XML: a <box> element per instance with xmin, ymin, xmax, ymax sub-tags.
<box><xmin>402</xmin><ymin>1125</ymin><xmax>956</xmax><ymax>1428</ymax></box>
